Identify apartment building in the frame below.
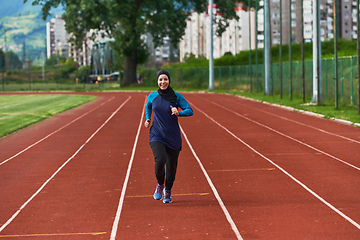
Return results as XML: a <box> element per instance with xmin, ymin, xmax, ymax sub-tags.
<box><xmin>143</xmin><ymin>33</ymin><xmax>179</xmax><ymax>64</ymax></box>
<box><xmin>46</xmin><ymin>15</ymin><xmax>68</xmax><ymax>58</ymax></box>
<box><xmin>181</xmin><ymin>1</ymin><xmax>359</xmax><ymax>62</ymax></box>
<box><xmin>67</xmin><ymin>37</ymin><xmax>91</xmax><ymax>66</ymax></box>
<box><xmin>46</xmin><ymin>15</ymin><xmax>172</xmax><ymax>66</ymax></box>
<box><xmin>67</xmin><ymin>30</ymin><xmax>114</xmax><ymax>66</ymax></box>
<box><xmin>258</xmin><ymin>0</ymin><xmax>357</xmax><ymax>46</ymax></box>
<box><xmin>179</xmin><ymin>3</ymin><xmax>255</xmax><ymax>62</ymax></box>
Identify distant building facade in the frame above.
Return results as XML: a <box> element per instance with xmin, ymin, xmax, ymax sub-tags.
<box><xmin>46</xmin><ymin>15</ymin><xmax>175</xmax><ymax>66</ymax></box>
<box><xmin>257</xmin><ymin>0</ymin><xmax>358</xmax><ymax>46</ymax></box>
<box><xmin>46</xmin><ymin>15</ymin><xmax>68</xmax><ymax>58</ymax></box>
<box><xmin>143</xmin><ymin>33</ymin><xmax>179</xmax><ymax>65</ymax></box>
<box><xmin>180</xmin><ymin>1</ymin><xmax>359</xmax><ymax>62</ymax></box>
<box><xmin>179</xmin><ymin>3</ymin><xmax>254</xmax><ymax>62</ymax></box>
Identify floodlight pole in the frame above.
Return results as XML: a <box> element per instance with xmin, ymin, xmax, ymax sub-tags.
<box><xmin>279</xmin><ymin>0</ymin><xmax>283</xmax><ymax>99</ymax></box>
<box><xmin>249</xmin><ymin>0</ymin><xmax>252</xmax><ymax>93</ymax></box>
<box><xmin>358</xmin><ymin>0</ymin><xmax>360</xmax><ymax>114</ymax></box>
<box><xmin>334</xmin><ymin>0</ymin><xmax>338</xmax><ymax>109</ymax></box>
<box><xmin>289</xmin><ymin>0</ymin><xmax>293</xmax><ymax>100</ymax></box>
<box><xmin>209</xmin><ymin>0</ymin><xmax>214</xmax><ymax>90</ymax></box>
<box><xmin>312</xmin><ymin>0</ymin><xmax>322</xmax><ymax>103</ymax></box>
<box><xmin>264</xmin><ymin>0</ymin><xmax>271</xmax><ymax>95</ymax></box>
<box><xmin>255</xmin><ymin>0</ymin><xmax>259</xmax><ymax>92</ymax></box>
<box><xmin>301</xmin><ymin>0</ymin><xmax>305</xmax><ymax>103</ymax></box>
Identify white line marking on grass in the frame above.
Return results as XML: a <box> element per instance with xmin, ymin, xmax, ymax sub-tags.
<box><xmin>193</xmin><ymin>104</ymin><xmax>360</xmax><ymax>231</ymax></box>
<box><xmin>180</xmin><ymin>125</ymin><xmax>243</xmax><ymax>240</ymax></box>
<box><xmin>203</xmin><ymin>99</ymin><xmax>360</xmax><ymax>171</ymax></box>
<box><xmin>0</xmin><ymin>96</ymin><xmax>58</xmax><ymax>110</ymax></box>
<box><xmin>110</xmin><ymin>97</ymin><xmax>146</xmax><ymax>240</ymax></box>
<box><xmin>0</xmin><ymin>96</ymin><xmax>115</xmax><ymax>166</ymax></box>
<box><xmin>0</xmin><ymin>96</ymin><xmax>131</xmax><ymax>233</ymax></box>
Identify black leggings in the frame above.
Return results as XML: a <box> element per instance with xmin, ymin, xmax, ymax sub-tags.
<box><xmin>150</xmin><ymin>141</ymin><xmax>180</xmax><ymax>190</ymax></box>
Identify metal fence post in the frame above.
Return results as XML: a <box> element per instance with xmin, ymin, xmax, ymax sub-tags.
<box><xmin>230</xmin><ymin>66</ymin><xmax>232</xmax><ymax>89</ymax></box>
<box><xmin>341</xmin><ymin>58</ymin><xmax>344</xmax><ymax>101</ymax></box>
<box><xmin>0</xmin><ymin>57</ymin><xmax>3</xmax><ymax>91</ymax></box>
<box><xmin>325</xmin><ymin>59</ymin><xmax>328</xmax><ymax>100</ymax></box>
<box><xmin>351</xmin><ymin>56</ymin><xmax>354</xmax><ymax>105</ymax></box>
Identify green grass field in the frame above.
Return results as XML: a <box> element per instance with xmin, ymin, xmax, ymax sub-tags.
<box><xmin>0</xmin><ymin>94</ymin><xmax>96</xmax><ymax>138</ymax></box>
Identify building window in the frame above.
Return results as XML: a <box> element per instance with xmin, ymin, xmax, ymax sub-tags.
<box><xmin>273</xmin><ymin>39</ymin><xmax>280</xmax><ymax>44</ymax></box>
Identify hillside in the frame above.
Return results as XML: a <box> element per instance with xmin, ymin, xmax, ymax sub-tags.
<box><xmin>0</xmin><ymin>0</ymin><xmax>63</xmax><ymax>62</ymax></box>
<box><xmin>0</xmin><ymin>0</ymin><xmax>42</xmax><ymax>18</ymax></box>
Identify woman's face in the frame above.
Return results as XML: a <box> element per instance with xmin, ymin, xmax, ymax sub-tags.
<box><xmin>158</xmin><ymin>74</ymin><xmax>169</xmax><ymax>90</ymax></box>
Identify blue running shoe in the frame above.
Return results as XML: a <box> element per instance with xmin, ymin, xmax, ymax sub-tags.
<box><xmin>163</xmin><ymin>189</ymin><xmax>172</xmax><ymax>203</ymax></box>
<box><xmin>154</xmin><ymin>184</ymin><xmax>164</xmax><ymax>200</ymax></box>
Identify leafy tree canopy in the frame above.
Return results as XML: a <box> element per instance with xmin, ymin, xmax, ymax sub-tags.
<box><xmin>25</xmin><ymin>0</ymin><xmax>256</xmax><ymax>85</ymax></box>
<box><xmin>45</xmin><ymin>54</ymin><xmax>66</xmax><ymax>66</ymax></box>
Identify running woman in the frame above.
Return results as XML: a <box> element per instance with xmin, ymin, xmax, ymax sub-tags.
<box><xmin>144</xmin><ymin>70</ymin><xmax>193</xmax><ymax>203</ymax></box>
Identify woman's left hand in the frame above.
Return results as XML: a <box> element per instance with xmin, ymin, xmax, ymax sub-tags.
<box><xmin>170</xmin><ymin>106</ymin><xmax>179</xmax><ymax>116</ymax></box>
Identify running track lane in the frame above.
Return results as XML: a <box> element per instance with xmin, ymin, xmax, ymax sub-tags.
<box><xmin>0</xmin><ymin>92</ymin><xmax>360</xmax><ymax>239</ymax></box>
<box><xmin>180</xmin><ymin>93</ymin><xmax>360</xmax><ymax>239</ymax></box>
<box><xmin>0</xmin><ymin>92</ymin><xmax>143</xmax><ymax>238</ymax></box>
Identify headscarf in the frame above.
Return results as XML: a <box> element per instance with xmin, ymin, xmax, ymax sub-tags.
<box><xmin>156</xmin><ymin>70</ymin><xmax>177</xmax><ymax>105</ymax></box>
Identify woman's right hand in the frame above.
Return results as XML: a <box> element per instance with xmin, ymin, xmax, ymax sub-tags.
<box><xmin>144</xmin><ymin>119</ymin><xmax>150</xmax><ymax>128</ymax></box>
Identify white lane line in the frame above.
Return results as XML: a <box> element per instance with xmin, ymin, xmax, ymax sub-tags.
<box><xmin>202</xmin><ymin>99</ymin><xmax>360</xmax><ymax>171</ymax></box>
<box><xmin>110</xmin><ymin>97</ymin><xmax>146</xmax><ymax>240</ymax></box>
<box><xmin>180</xmin><ymin>125</ymin><xmax>243</xmax><ymax>240</ymax></box>
<box><xmin>259</xmin><ymin>107</ymin><xmax>360</xmax><ymax>144</ymax></box>
<box><xmin>193</xmin><ymin>103</ymin><xmax>360</xmax><ymax>230</ymax></box>
<box><xmin>0</xmin><ymin>96</ymin><xmax>131</xmax><ymax>233</ymax></box>
<box><xmin>218</xmin><ymin>96</ymin><xmax>360</xmax><ymax>144</ymax></box>
<box><xmin>0</xmin><ymin>96</ymin><xmax>115</xmax><ymax>166</ymax></box>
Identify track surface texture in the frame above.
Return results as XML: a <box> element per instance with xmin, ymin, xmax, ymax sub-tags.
<box><xmin>0</xmin><ymin>92</ymin><xmax>359</xmax><ymax>240</ymax></box>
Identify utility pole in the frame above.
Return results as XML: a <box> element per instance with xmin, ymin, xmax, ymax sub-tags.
<box><xmin>23</xmin><ymin>41</ymin><xmax>26</xmax><ymax>69</ymax></box>
<box><xmin>4</xmin><ymin>28</ymin><xmax>7</xmax><ymax>72</ymax></box>
<box><xmin>1</xmin><ymin>51</ymin><xmax>3</xmax><ymax>91</ymax></box>
<box><xmin>41</xmin><ymin>52</ymin><xmax>45</xmax><ymax>81</ymax></box>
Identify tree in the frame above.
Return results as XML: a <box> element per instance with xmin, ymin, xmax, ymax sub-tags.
<box><xmin>26</xmin><ymin>0</ymin><xmax>255</xmax><ymax>86</ymax></box>
<box><xmin>0</xmin><ymin>49</ymin><xmax>4</xmax><ymax>70</ymax></box>
<box><xmin>45</xmin><ymin>54</ymin><xmax>66</xmax><ymax>67</ymax></box>
<box><xmin>5</xmin><ymin>51</ymin><xmax>23</xmax><ymax>70</ymax></box>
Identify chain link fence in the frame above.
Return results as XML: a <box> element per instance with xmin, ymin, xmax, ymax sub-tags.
<box><xmin>142</xmin><ymin>56</ymin><xmax>359</xmax><ymax>106</ymax></box>
<box><xmin>1</xmin><ymin>56</ymin><xmax>359</xmax><ymax>106</ymax></box>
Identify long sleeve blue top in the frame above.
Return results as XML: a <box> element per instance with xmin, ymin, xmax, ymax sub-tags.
<box><xmin>145</xmin><ymin>91</ymin><xmax>193</xmax><ymax>150</ymax></box>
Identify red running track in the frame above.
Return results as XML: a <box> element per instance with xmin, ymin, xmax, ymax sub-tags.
<box><xmin>0</xmin><ymin>92</ymin><xmax>359</xmax><ymax>239</ymax></box>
